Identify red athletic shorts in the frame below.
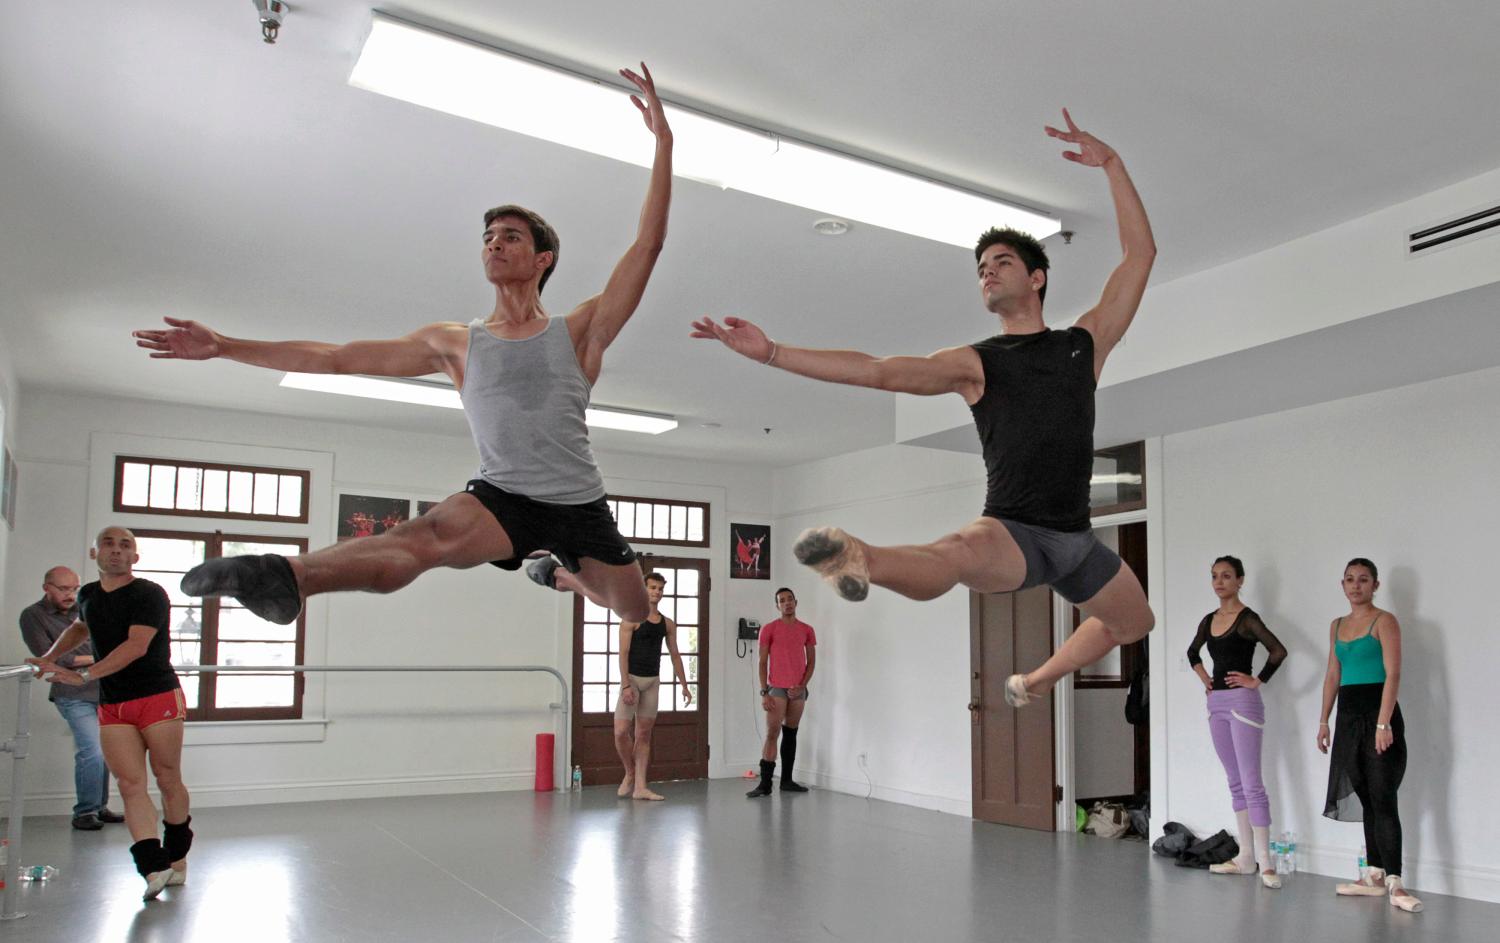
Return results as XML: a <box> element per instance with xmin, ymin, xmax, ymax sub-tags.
<box><xmin>98</xmin><ymin>689</ymin><xmax>187</xmax><ymax>730</ymax></box>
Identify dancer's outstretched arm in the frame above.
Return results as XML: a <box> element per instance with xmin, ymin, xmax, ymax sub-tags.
<box><xmin>571</xmin><ymin>64</ymin><xmax>673</xmax><ymax>378</ymax></box>
<box><xmin>690</xmin><ymin>315</ymin><xmax>983</xmax><ymax>401</ymax></box>
<box><xmin>1049</xmin><ymin>109</ymin><xmax>1156</xmax><ymax>377</ymax></box>
<box><xmin>133</xmin><ymin>317</ymin><xmax>465</xmax><ymax>380</ymax></box>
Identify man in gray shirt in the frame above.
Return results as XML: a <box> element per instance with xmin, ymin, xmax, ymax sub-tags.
<box><xmin>18</xmin><ymin>565</ymin><xmax>123</xmax><ymax>830</ymax></box>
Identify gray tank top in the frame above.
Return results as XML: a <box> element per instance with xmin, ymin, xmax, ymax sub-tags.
<box><xmin>459</xmin><ymin>318</ymin><xmax>606</xmax><ymax>504</ymax></box>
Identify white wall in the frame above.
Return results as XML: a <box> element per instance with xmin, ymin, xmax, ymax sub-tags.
<box><xmin>768</xmin><ymin>443</ymin><xmax>983</xmax><ymax>814</ymax></box>
<box><xmin>0</xmin><ymin>323</ymin><xmax>17</xmax><ymax>619</ymax></box>
<box><xmin>1</xmin><ymin>389</ymin><xmax>770</xmax><ymax>813</ymax></box>
<box><xmin>770</xmin><ymin>367</ymin><xmax>1500</xmax><ymax>902</ymax></box>
<box><xmin>1157</xmin><ymin>365</ymin><xmax>1500</xmax><ymax>901</ymax></box>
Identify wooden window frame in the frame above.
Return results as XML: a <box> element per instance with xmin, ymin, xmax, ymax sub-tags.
<box><xmin>114</xmin><ymin>455</ymin><xmax>311</xmax><ymax>525</ymax></box>
<box><xmin>135</xmin><ymin>528</ymin><xmax>308</xmax><ymax>721</ymax></box>
<box><xmin>605</xmin><ymin>493</ymin><xmax>711</xmax><ymax>548</ymax></box>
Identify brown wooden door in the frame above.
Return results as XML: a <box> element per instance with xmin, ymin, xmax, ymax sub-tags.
<box><xmin>571</xmin><ymin>555</ymin><xmax>709</xmax><ymax>785</ymax></box>
<box><xmin>970</xmin><ymin>585</ymin><xmax>1056</xmax><ymax>830</ymax></box>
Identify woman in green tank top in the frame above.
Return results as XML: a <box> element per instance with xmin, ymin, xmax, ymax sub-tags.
<box><xmin>1316</xmin><ymin>558</ymin><xmax>1422</xmax><ymax>913</ymax></box>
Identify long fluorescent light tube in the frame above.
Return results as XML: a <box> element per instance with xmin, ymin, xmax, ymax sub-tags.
<box><xmin>349</xmin><ymin>14</ymin><xmax>1059</xmax><ymax>247</ymax></box>
<box><xmin>280</xmin><ymin>373</ymin><xmax>678</xmax><ymax>434</ymax></box>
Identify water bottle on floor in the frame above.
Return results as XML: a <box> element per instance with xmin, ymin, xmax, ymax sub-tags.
<box><xmin>1358</xmin><ymin>846</ymin><xmax>1368</xmax><ymax>882</ymax></box>
<box><xmin>20</xmin><ymin>865</ymin><xmax>59</xmax><ymax>882</ymax></box>
<box><xmin>571</xmin><ymin>765</ymin><xmax>583</xmax><ymax>792</ymax></box>
<box><xmin>1274</xmin><ymin>832</ymin><xmax>1290</xmax><ymax>875</ymax></box>
<box><xmin>1285</xmin><ymin>830</ymin><xmax>1297</xmax><ymax>874</ymax></box>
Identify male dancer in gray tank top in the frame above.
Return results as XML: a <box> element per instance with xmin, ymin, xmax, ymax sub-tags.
<box><xmin>692</xmin><ymin>111</ymin><xmax>1157</xmax><ymax>706</ymax></box>
<box><xmin>132</xmin><ymin>64</ymin><xmax>672</xmax><ymax>625</ymax></box>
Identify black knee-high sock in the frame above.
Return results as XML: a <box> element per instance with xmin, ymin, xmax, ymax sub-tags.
<box><xmin>130</xmin><ymin>838</ymin><xmax>171</xmax><ymax>877</ymax></box>
<box><xmin>163</xmin><ymin>816</ymin><xmax>193</xmax><ymax>863</ymax></box>
<box><xmin>759</xmin><ymin>758</ymin><xmax>776</xmax><ymax>787</ymax></box>
<box><xmin>780</xmin><ymin>726</ymin><xmax>798</xmax><ymax>782</ymax></box>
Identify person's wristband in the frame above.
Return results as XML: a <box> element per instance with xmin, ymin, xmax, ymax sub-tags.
<box><xmin>762</xmin><ymin>341</ymin><xmax>778</xmax><ymax>366</ymax></box>
<box><xmin>78</xmin><ymin>668</ymin><xmax>92</xmax><ymax>683</ymax></box>
<box><xmin>1375</xmin><ymin>723</ymin><xmax>1390</xmax><ymax>730</ymax></box>
<box><xmin>760</xmin><ymin>687</ymin><xmax>770</xmax><ymax>696</ymax></box>
<box><xmin>1318</xmin><ymin>722</ymin><xmax>1329</xmax><ymax>727</ymax></box>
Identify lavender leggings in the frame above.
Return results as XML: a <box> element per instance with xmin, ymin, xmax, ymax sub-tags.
<box><xmin>1207</xmin><ymin>687</ymin><xmax>1271</xmax><ymax>827</ymax></box>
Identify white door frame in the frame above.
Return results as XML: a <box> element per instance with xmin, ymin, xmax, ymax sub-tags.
<box><xmin>1053</xmin><ymin>507</ymin><xmax>1148</xmax><ymax>831</ymax></box>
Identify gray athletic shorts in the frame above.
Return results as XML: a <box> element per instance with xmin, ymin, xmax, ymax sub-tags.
<box><xmin>767</xmin><ymin>686</ymin><xmax>809</xmax><ymax>701</ymax></box>
<box><xmin>994</xmin><ymin>517</ymin><xmax>1123</xmax><ymax>605</ymax></box>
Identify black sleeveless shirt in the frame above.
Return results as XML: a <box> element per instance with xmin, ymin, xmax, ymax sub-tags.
<box><xmin>627</xmin><ymin>616</ymin><xmax>668</xmax><ymax>677</ymax></box>
<box><xmin>969</xmin><ymin>327</ymin><xmax>1096</xmax><ymax>532</ymax></box>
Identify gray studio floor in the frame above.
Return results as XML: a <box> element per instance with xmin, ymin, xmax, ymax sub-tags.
<box><xmin>3</xmin><ymin>779</ymin><xmax>1491</xmax><ymax>942</ymax></box>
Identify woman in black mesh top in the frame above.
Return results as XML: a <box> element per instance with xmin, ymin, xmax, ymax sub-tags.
<box><xmin>1187</xmin><ymin>555</ymin><xmax>1288</xmax><ymax>888</ymax></box>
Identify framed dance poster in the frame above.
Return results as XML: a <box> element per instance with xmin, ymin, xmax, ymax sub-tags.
<box><xmin>730</xmin><ymin>523</ymin><xmax>770</xmax><ymax>580</ymax></box>
<box><xmin>336</xmin><ymin>493</ymin><xmax>410</xmax><ymax>541</ymax></box>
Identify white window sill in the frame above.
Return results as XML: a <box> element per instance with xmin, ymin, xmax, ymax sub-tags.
<box><xmin>184</xmin><ymin>718</ymin><xmax>328</xmax><ymax>746</ymax></box>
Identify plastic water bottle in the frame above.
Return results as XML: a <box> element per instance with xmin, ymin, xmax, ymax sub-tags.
<box><xmin>1274</xmin><ymin>833</ymin><xmax>1290</xmax><ymax>875</ymax></box>
<box><xmin>1285</xmin><ymin>830</ymin><xmax>1298</xmax><ymax>873</ymax></box>
<box><xmin>20</xmin><ymin>865</ymin><xmax>58</xmax><ymax>882</ymax></box>
<box><xmin>1358</xmin><ymin>846</ymin><xmax>1368</xmax><ymax>881</ymax></box>
<box><xmin>571</xmin><ymin>765</ymin><xmax>583</xmax><ymax>792</ymax></box>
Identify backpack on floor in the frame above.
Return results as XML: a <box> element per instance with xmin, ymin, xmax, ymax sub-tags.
<box><xmin>1176</xmin><ymin>830</ymin><xmax>1240</xmax><ymax>869</ymax></box>
<box><xmin>1084</xmin><ymin>801</ymin><xmax>1131</xmax><ymax>839</ymax></box>
<box><xmin>1151</xmin><ymin>821</ymin><xmax>1198</xmax><ymax>858</ymax></box>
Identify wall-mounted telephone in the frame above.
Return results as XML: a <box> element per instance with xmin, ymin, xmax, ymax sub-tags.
<box><xmin>737</xmin><ymin>618</ymin><xmax>761</xmax><ymax>641</ymax></box>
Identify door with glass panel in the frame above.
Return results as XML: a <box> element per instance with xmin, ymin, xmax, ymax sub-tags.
<box><xmin>133</xmin><ymin>530</ymin><xmax>308</xmax><ymax>720</ymax></box>
<box><xmin>572</xmin><ymin>556</ymin><xmax>709</xmax><ymax>785</ymax></box>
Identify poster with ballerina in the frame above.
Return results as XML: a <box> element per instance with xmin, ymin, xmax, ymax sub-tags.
<box><xmin>730</xmin><ymin>523</ymin><xmax>770</xmax><ymax>580</ymax></box>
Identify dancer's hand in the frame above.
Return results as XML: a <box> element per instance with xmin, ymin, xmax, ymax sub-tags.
<box><xmin>621</xmin><ymin>63</ymin><xmax>671</xmax><ymax>144</ymax></box>
<box><xmin>682</xmin><ymin>686</ymin><xmax>694</xmax><ymax>706</ymax></box>
<box><xmin>1374</xmin><ymin>725</ymin><xmax>1393</xmax><ymax>754</ymax></box>
<box><xmin>1225</xmin><ymin>672</ymin><xmax>1260</xmax><ymax>689</ymax></box>
<box><xmin>134</xmin><ymin>317</ymin><xmax>223</xmax><ymax>360</ymax></box>
<box><xmin>761</xmin><ymin>695</ymin><xmax>773</xmax><ymax>712</ymax></box>
<box><xmin>26</xmin><ymin>657</ymin><xmax>82</xmax><ymax>685</ymax></box>
<box><xmin>622</xmin><ymin>685</ymin><xmax>638</xmax><ymax>707</ymax></box>
<box><xmin>1316</xmin><ymin>722</ymin><xmax>1331</xmax><ymax>754</ymax></box>
<box><xmin>690</xmin><ymin>316</ymin><xmax>774</xmax><ymax>363</ymax></box>
<box><xmin>1045</xmin><ymin>108</ymin><xmax>1118</xmax><ymax>168</ymax></box>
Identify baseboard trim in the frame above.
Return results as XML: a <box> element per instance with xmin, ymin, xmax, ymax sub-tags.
<box><xmin>1297</xmin><ymin>842</ymin><xmax>1500</xmax><ymax>904</ymax></box>
<box><xmin>2</xmin><ymin>769</ymin><xmax>549</xmax><ymax>818</ymax></box>
<box><xmin>796</xmin><ymin>767</ymin><xmax>972</xmax><ymax>818</ymax></box>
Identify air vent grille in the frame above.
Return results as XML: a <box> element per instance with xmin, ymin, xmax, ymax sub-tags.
<box><xmin>1407</xmin><ymin>203</ymin><xmax>1500</xmax><ymax>256</ymax></box>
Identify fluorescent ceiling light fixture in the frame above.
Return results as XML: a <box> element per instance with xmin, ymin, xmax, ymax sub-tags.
<box><xmin>350</xmin><ymin>14</ymin><xmax>1058</xmax><ymax>247</ymax></box>
<box><xmin>280</xmin><ymin>373</ymin><xmax>677</xmax><ymax>434</ymax></box>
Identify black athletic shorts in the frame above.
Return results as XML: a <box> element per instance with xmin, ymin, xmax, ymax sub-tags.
<box><xmin>985</xmin><ymin>514</ymin><xmax>1123</xmax><ymax>605</ymax></box>
<box><xmin>464</xmin><ymin>479</ymin><xmax>637</xmax><ymax>573</ymax></box>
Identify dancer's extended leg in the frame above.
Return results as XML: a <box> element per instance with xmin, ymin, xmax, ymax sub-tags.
<box><xmin>796</xmin><ymin>518</ymin><xmax>1028</xmax><ymax>602</ymax></box>
<box><xmin>183</xmin><ymin>493</ymin><xmax>514</xmax><ymax>623</ymax></box>
<box><xmin>1017</xmin><ymin>562</ymin><xmax>1153</xmax><ymax>697</ymax></box>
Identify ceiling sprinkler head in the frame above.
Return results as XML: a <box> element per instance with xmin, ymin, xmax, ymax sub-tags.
<box><xmin>813</xmin><ymin>218</ymin><xmax>851</xmax><ymax>236</ymax></box>
<box><xmin>255</xmin><ymin>1</ymin><xmax>288</xmax><ymax>44</ymax></box>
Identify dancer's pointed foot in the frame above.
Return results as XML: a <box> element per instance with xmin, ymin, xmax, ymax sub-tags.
<box><xmin>526</xmin><ymin>555</ymin><xmax>561</xmax><ymax>590</ymax></box>
<box><xmin>181</xmin><ymin>554</ymin><xmax>301</xmax><ymax>625</ymax></box>
<box><xmin>793</xmin><ymin>527</ymin><xmax>869</xmax><ymax>601</ymax></box>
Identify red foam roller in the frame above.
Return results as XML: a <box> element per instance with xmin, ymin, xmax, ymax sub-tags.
<box><xmin>534</xmin><ymin>733</ymin><xmax>555</xmax><ymax>792</ymax></box>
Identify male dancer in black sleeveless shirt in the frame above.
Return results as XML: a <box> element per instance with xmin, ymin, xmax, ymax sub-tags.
<box><xmin>614</xmin><ymin>571</ymin><xmax>692</xmax><ymax>800</ymax></box>
<box><xmin>26</xmin><ymin>527</ymin><xmax>193</xmax><ymax>900</ymax></box>
<box><xmin>692</xmin><ymin>110</ymin><xmax>1156</xmax><ymax>706</ymax></box>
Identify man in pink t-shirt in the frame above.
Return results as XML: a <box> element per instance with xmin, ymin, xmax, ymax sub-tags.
<box><xmin>748</xmin><ymin>587</ymin><xmax>817</xmax><ymax>797</ymax></box>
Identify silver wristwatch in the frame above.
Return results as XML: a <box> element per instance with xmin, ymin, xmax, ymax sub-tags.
<box><xmin>78</xmin><ymin>668</ymin><xmax>92</xmax><ymax>683</ymax></box>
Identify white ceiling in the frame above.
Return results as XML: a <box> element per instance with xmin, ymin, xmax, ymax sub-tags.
<box><xmin>3</xmin><ymin>1</ymin><xmax>1498</xmax><ymax>465</ymax></box>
